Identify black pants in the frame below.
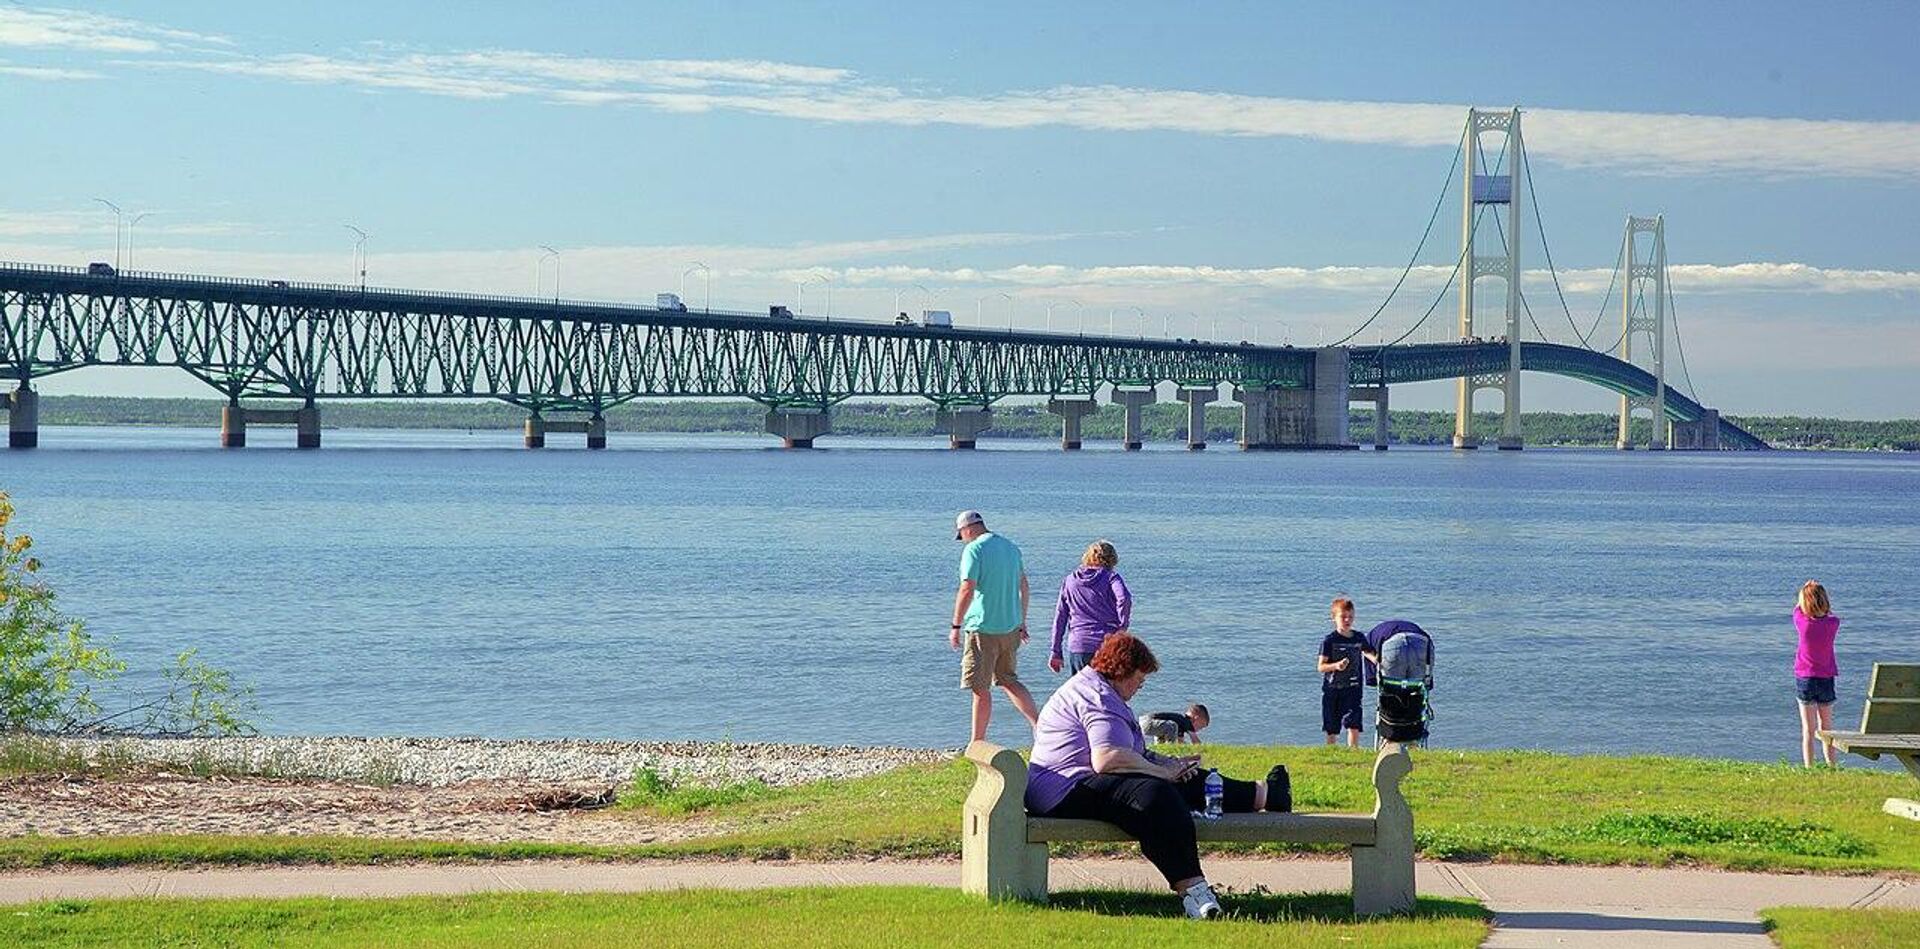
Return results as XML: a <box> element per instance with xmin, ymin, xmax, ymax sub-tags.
<box><xmin>1040</xmin><ymin>771</ymin><xmax>1259</xmax><ymax>887</ymax></box>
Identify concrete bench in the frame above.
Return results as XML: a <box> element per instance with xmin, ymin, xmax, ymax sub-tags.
<box><xmin>1820</xmin><ymin>662</ymin><xmax>1920</xmax><ymax>821</ymax></box>
<box><xmin>961</xmin><ymin>740</ymin><xmax>1416</xmax><ymax>915</ymax></box>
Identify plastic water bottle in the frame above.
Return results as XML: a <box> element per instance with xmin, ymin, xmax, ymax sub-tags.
<box><xmin>1203</xmin><ymin>769</ymin><xmax>1224</xmax><ymax>820</ymax></box>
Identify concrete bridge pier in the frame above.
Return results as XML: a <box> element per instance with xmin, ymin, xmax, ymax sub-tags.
<box><xmin>1177</xmin><ymin>387</ymin><xmax>1216</xmax><ymax>450</ymax></box>
<box><xmin>1669</xmin><ymin>409</ymin><xmax>1722</xmax><ymax>451</ymax></box>
<box><xmin>1112</xmin><ymin>388</ymin><xmax>1156</xmax><ymax>450</ymax></box>
<box><xmin>1045</xmin><ymin>398</ymin><xmax>1096</xmax><ymax>450</ymax></box>
<box><xmin>937</xmin><ymin>406</ymin><xmax>992</xmax><ymax>450</ymax></box>
<box><xmin>529</xmin><ymin>416</ymin><xmax>600</xmax><ymax>449</ymax></box>
<box><xmin>1351</xmin><ymin>385</ymin><xmax>1390</xmax><ymax>450</ymax></box>
<box><xmin>295</xmin><ymin>403</ymin><xmax>321</xmax><ymax>449</ymax></box>
<box><xmin>1235</xmin><ymin>349</ymin><xmax>1355</xmax><ymax>450</ymax></box>
<box><xmin>765</xmin><ymin>408</ymin><xmax>831</xmax><ymax>449</ymax></box>
<box><xmin>219</xmin><ymin>402</ymin><xmax>319</xmax><ymax>448</ymax></box>
<box><xmin>221</xmin><ymin>403</ymin><xmax>246</xmax><ymax>448</ymax></box>
<box><xmin>7</xmin><ymin>385</ymin><xmax>38</xmax><ymax>449</ymax></box>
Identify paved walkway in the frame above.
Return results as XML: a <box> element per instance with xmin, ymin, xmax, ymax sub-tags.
<box><xmin>0</xmin><ymin>858</ymin><xmax>1911</xmax><ymax>947</ymax></box>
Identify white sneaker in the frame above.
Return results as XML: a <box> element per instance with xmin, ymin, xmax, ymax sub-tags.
<box><xmin>1181</xmin><ymin>881</ymin><xmax>1222</xmax><ymax>920</ymax></box>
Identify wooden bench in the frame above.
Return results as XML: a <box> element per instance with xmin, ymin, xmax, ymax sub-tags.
<box><xmin>961</xmin><ymin>740</ymin><xmax>1416</xmax><ymax>915</ymax></box>
<box><xmin>1820</xmin><ymin>662</ymin><xmax>1920</xmax><ymax>822</ymax></box>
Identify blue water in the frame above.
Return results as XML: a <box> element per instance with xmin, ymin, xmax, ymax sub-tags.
<box><xmin>4</xmin><ymin>425</ymin><xmax>1915</xmax><ymax>764</ymax></box>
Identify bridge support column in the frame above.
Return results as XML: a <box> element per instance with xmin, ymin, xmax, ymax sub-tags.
<box><xmin>765</xmin><ymin>408</ymin><xmax>831</xmax><ymax>449</ymax></box>
<box><xmin>7</xmin><ymin>386</ymin><xmax>37</xmax><ymax>449</ymax></box>
<box><xmin>1352</xmin><ymin>385</ymin><xmax>1389</xmax><ymax>450</ymax></box>
<box><xmin>937</xmin><ymin>407</ymin><xmax>992</xmax><ymax>450</ymax></box>
<box><xmin>1670</xmin><ymin>409</ymin><xmax>1722</xmax><ymax>451</ymax></box>
<box><xmin>1177</xmin><ymin>387</ymin><xmax>1216</xmax><ymax>450</ymax></box>
<box><xmin>1312</xmin><ymin>347</ymin><xmax>1352</xmax><ymax>448</ymax></box>
<box><xmin>221</xmin><ymin>404</ymin><xmax>246</xmax><ymax>448</ymax></box>
<box><xmin>524</xmin><ymin>413</ymin><xmax>546</xmax><ymax>449</ymax></box>
<box><xmin>1112</xmin><ymin>388</ymin><xmax>1156</xmax><ymax>450</ymax></box>
<box><xmin>1235</xmin><ymin>386</ymin><xmax>1302</xmax><ymax>449</ymax></box>
<box><xmin>1045</xmin><ymin>398</ymin><xmax>1096</xmax><ymax>450</ymax></box>
<box><xmin>295</xmin><ymin>403</ymin><xmax>321</xmax><ymax>450</ymax></box>
<box><xmin>587</xmin><ymin>414</ymin><xmax>608</xmax><ymax>450</ymax></box>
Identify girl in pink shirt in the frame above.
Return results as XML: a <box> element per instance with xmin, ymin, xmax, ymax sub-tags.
<box><xmin>1793</xmin><ymin>580</ymin><xmax>1841</xmax><ymax>768</ymax></box>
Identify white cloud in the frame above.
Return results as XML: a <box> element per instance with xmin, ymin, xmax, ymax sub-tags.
<box><xmin>132</xmin><ymin>46</ymin><xmax>1920</xmax><ymax>179</ymax></box>
<box><xmin>0</xmin><ymin>6</ymin><xmax>227</xmax><ymax>53</ymax></box>
<box><xmin>0</xmin><ymin>61</ymin><xmax>101</xmax><ymax>80</ymax></box>
<box><xmin>0</xmin><ymin>210</ymin><xmax>253</xmax><ymax>239</ymax></box>
<box><xmin>13</xmin><ymin>1</ymin><xmax>1911</xmax><ymax>180</ymax></box>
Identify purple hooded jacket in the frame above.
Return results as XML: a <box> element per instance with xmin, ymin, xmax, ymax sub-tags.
<box><xmin>1051</xmin><ymin>566</ymin><xmax>1133</xmax><ymax>660</ymax></box>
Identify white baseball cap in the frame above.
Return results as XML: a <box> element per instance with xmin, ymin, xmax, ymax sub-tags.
<box><xmin>954</xmin><ymin>510</ymin><xmax>985</xmax><ymax>539</ymax></box>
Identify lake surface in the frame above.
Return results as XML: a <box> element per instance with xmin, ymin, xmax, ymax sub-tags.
<box><xmin>5</xmin><ymin>425</ymin><xmax>1915</xmax><ymax>764</ymax></box>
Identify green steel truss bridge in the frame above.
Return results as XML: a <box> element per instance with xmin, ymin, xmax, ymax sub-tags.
<box><xmin>0</xmin><ymin>261</ymin><xmax>1764</xmax><ymax>449</ymax></box>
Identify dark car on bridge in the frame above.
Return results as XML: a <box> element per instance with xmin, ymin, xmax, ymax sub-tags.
<box><xmin>86</xmin><ymin>262</ymin><xmax>117</xmax><ymax>277</ymax></box>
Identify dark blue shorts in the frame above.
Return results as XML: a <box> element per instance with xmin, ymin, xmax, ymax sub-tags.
<box><xmin>1795</xmin><ymin>676</ymin><xmax>1836</xmax><ymax>704</ymax></box>
<box><xmin>1322</xmin><ymin>686</ymin><xmax>1364</xmax><ymax>734</ymax></box>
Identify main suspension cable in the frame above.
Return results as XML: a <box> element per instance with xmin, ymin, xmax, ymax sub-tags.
<box><xmin>1665</xmin><ymin>275</ymin><xmax>1703</xmax><ymax>403</ymax></box>
<box><xmin>1523</xmin><ymin>160</ymin><xmax>1598</xmax><ymax>347</ymax></box>
<box><xmin>1329</xmin><ymin>127</ymin><xmax>1467</xmax><ymax>347</ymax></box>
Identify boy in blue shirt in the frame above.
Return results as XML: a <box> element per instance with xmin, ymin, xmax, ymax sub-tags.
<box><xmin>1316</xmin><ymin>597</ymin><xmax>1366</xmax><ymax>747</ymax></box>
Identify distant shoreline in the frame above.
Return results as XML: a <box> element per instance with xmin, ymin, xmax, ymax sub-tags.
<box><xmin>30</xmin><ymin>395</ymin><xmax>1920</xmax><ymax>450</ymax></box>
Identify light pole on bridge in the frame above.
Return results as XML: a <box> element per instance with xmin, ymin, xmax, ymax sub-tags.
<box><xmin>92</xmin><ymin>198</ymin><xmax>125</xmax><ymax>270</ymax></box>
<box><xmin>977</xmin><ymin>292</ymin><xmax>1014</xmax><ymax>330</ymax></box>
<box><xmin>125</xmin><ymin>212</ymin><xmax>153</xmax><ymax>270</ymax></box>
<box><xmin>536</xmin><ymin>245</ymin><xmax>560</xmax><ymax>301</ymax></box>
<box><xmin>1045</xmin><ymin>298</ymin><xmax>1083</xmax><ymax>334</ymax></box>
<box><xmin>343</xmin><ymin>224</ymin><xmax>369</xmax><ymax>291</ymax></box>
<box><xmin>682</xmin><ymin>262</ymin><xmax>711</xmax><ymax>313</ymax></box>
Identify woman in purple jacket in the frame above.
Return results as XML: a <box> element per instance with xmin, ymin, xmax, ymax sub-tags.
<box><xmin>1049</xmin><ymin>540</ymin><xmax>1133</xmax><ymax>675</ymax></box>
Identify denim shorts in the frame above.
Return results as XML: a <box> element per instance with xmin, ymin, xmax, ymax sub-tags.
<box><xmin>1795</xmin><ymin>676</ymin><xmax>1836</xmax><ymax>705</ymax></box>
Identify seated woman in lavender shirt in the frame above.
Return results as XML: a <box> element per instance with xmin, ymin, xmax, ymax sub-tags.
<box><xmin>1025</xmin><ymin>632</ymin><xmax>1289</xmax><ymax>921</ymax></box>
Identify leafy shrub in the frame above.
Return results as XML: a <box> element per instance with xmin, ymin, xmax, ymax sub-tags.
<box><xmin>0</xmin><ymin>492</ymin><xmax>256</xmax><ymax>738</ymax></box>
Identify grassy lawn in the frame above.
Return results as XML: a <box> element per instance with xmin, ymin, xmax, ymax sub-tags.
<box><xmin>1763</xmin><ymin>906</ymin><xmax>1920</xmax><ymax>948</ymax></box>
<box><xmin>0</xmin><ymin>887</ymin><xmax>1489</xmax><ymax>948</ymax></box>
<box><xmin>3</xmin><ymin>745</ymin><xmax>1915</xmax><ymax>873</ymax></box>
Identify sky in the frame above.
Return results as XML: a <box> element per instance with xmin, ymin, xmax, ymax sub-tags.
<box><xmin>2</xmin><ymin>1</ymin><xmax>1916</xmax><ymax>418</ymax></box>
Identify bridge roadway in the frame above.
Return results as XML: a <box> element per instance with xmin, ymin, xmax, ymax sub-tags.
<box><xmin>0</xmin><ymin>262</ymin><xmax>1764</xmax><ymax>450</ymax></box>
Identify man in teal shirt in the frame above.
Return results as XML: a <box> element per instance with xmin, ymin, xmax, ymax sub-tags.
<box><xmin>949</xmin><ymin>510</ymin><xmax>1038</xmax><ymax>742</ymax></box>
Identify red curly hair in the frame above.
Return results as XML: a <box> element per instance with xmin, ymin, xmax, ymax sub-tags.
<box><xmin>1090</xmin><ymin>632</ymin><xmax>1159</xmax><ymax>680</ymax></box>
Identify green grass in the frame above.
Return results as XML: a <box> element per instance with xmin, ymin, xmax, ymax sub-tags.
<box><xmin>1763</xmin><ymin>906</ymin><xmax>1920</xmax><ymax>948</ymax></box>
<box><xmin>617</xmin><ymin>766</ymin><xmax>778</xmax><ymax>815</ymax></box>
<box><xmin>0</xmin><ymin>887</ymin><xmax>1490</xmax><ymax>948</ymax></box>
<box><xmin>3</xmin><ymin>745</ymin><xmax>1916</xmax><ymax>874</ymax></box>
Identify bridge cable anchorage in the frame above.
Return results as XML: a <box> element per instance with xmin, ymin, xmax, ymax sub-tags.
<box><xmin>1329</xmin><ymin>126</ymin><xmax>1467</xmax><ymax>347</ymax></box>
<box><xmin>1664</xmin><ymin>274</ymin><xmax>1703</xmax><ymax>403</ymax></box>
<box><xmin>1521</xmin><ymin>158</ymin><xmax>1596</xmax><ymax>347</ymax></box>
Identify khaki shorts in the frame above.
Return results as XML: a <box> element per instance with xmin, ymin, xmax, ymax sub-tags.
<box><xmin>960</xmin><ymin>631</ymin><xmax>1023</xmax><ymax>692</ymax></box>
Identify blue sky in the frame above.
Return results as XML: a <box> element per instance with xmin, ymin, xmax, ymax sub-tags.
<box><xmin>2</xmin><ymin>2</ymin><xmax>1916</xmax><ymax>417</ymax></box>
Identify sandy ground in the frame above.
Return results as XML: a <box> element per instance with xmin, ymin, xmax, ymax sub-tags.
<box><xmin>0</xmin><ymin>771</ymin><xmax>715</xmax><ymax>846</ymax></box>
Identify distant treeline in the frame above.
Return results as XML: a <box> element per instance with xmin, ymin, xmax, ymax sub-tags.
<box><xmin>35</xmin><ymin>395</ymin><xmax>1920</xmax><ymax>451</ymax></box>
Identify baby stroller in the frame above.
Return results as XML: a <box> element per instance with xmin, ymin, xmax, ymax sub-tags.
<box><xmin>1362</xmin><ymin>619</ymin><xmax>1434</xmax><ymax>746</ymax></box>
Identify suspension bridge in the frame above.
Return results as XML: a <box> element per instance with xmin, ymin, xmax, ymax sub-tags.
<box><xmin>0</xmin><ymin>107</ymin><xmax>1765</xmax><ymax>451</ymax></box>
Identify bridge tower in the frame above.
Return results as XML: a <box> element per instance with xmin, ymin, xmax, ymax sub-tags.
<box><xmin>1614</xmin><ymin>215</ymin><xmax>1668</xmax><ymax>450</ymax></box>
<box><xmin>1453</xmin><ymin>107</ymin><xmax>1527</xmax><ymax>450</ymax></box>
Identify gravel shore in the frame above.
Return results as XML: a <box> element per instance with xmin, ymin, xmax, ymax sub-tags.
<box><xmin>37</xmin><ymin>735</ymin><xmax>953</xmax><ymax>788</ymax></box>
